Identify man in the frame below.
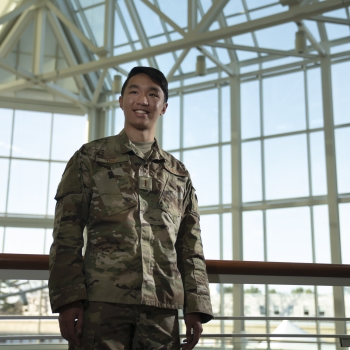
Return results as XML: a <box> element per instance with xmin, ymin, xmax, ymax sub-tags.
<box><xmin>49</xmin><ymin>66</ymin><xmax>213</xmax><ymax>350</ymax></box>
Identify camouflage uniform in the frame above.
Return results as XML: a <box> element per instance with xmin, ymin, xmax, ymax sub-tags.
<box><xmin>49</xmin><ymin>130</ymin><xmax>213</xmax><ymax>345</ymax></box>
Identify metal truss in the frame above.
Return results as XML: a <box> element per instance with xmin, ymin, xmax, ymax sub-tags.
<box><xmin>0</xmin><ymin>0</ymin><xmax>349</xmax><ymax>114</ymax></box>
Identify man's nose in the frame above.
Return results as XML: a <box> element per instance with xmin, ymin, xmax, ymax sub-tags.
<box><xmin>137</xmin><ymin>93</ymin><xmax>149</xmax><ymax>105</ymax></box>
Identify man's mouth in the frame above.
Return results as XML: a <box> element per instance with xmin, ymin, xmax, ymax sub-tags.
<box><xmin>134</xmin><ymin>110</ymin><xmax>148</xmax><ymax>115</ymax></box>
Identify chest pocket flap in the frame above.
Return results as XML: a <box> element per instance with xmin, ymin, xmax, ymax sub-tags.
<box><xmin>93</xmin><ymin>156</ymin><xmax>136</xmax><ymax>216</ymax></box>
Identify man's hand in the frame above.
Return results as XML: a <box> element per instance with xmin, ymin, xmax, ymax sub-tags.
<box><xmin>59</xmin><ymin>300</ymin><xmax>84</xmax><ymax>346</ymax></box>
<box><xmin>181</xmin><ymin>313</ymin><xmax>203</xmax><ymax>350</ymax></box>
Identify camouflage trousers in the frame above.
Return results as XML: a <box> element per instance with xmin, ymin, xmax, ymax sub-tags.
<box><xmin>69</xmin><ymin>301</ymin><xmax>180</xmax><ymax>350</ymax></box>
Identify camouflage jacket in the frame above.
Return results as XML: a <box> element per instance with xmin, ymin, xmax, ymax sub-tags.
<box><xmin>49</xmin><ymin>130</ymin><xmax>213</xmax><ymax>323</ymax></box>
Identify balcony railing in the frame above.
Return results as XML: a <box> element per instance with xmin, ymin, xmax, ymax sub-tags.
<box><xmin>0</xmin><ymin>254</ymin><xmax>349</xmax><ymax>348</ymax></box>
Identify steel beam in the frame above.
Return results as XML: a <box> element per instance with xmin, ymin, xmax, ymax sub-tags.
<box><xmin>32</xmin><ymin>6</ymin><xmax>46</xmax><ymax>75</ymax></box>
<box><xmin>207</xmin><ymin>41</ymin><xmax>318</xmax><ymax>59</ymax></box>
<box><xmin>103</xmin><ymin>0</ymin><xmax>114</xmax><ymax>55</ymax></box>
<box><xmin>188</xmin><ymin>0</ymin><xmax>197</xmax><ymax>31</ymax></box>
<box><xmin>38</xmin><ymin>0</ymin><xmax>350</xmax><ymax>82</ymax></box>
<box><xmin>193</xmin><ymin>0</ymin><xmax>229</xmax><ymax>34</ymax></box>
<box><xmin>0</xmin><ymin>0</ymin><xmax>37</xmax><ymax>25</ymax></box>
<box><xmin>0</xmin><ymin>8</ymin><xmax>35</xmax><ymax>58</ymax></box>
<box><xmin>0</xmin><ymin>79</ymin><xmax>33</xmax><ymax>94</ymax></box>
<box><xmin>310</xmin><ymin>15</ymin><xmax>350</xmax><ymax>26</ymax></box>
<box><xmin>298</xmin><ymin>20</ymin><xmax>326</xmax><ymax>56</ymax></box>
<box><xmin>124</xmin><ymin>0</ymin><xmax>158</xmax><ymax>68</ymax></box>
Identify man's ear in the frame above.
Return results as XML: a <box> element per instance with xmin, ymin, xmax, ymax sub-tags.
<box><xmin>161</xmin><ymin>103</ymin><xmax>168</xmax><ymax>115</ymax></box>
<box><xmin>119</xmin><ymin>95</ymin><xmax>123</xmax><ymax>110</ymax></box>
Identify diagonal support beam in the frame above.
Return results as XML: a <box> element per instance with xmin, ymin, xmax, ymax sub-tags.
<box><xmin>46</xmin><ymin>1</ymin><xmax>106</xmax><ymax>56</ymax></box>
<box><xmin>198</xmin><ymin>47</ymin><xmax>234</xmax><ymax>76</ymax></box>
<box><xmin>92</xmin><ymin>68</ymin><xmax>108</xmax><ymax>104</ymax></box>
<box><xmin>0</xmin><ymin>57</ymin><xmax>34</xmax><ymax>79</ymax></box>
<box><xmin>297</xmin><ymin>20</ymin><xmax>326</xmax><ymax>56</ymax></box>
<box><xmin>309</xmin><ymin>15</ymin><xmax>350</xmax><ymax>26</ymax></box>
<box><xmin>167</xmin><ymin>49</ymin><xmax>190</xmax><ymax>81</ymax></box>
<box><xmin>38</xmin><ymin>0</ymin><xmax>350</xmax><ymax>82</ymax></box>
<box><xmin>0</xmin><ymin>0</ymin><xmax>37</xmax><ymax>25</ymax></box>
<box><xmin>0</xmin><ymin>79</ymin><xmax>33</xmax><ymax>94</ymax></box>
<box><xmin>125</xmin><ymin>0</ymin><xmax>158</xmax><ymax>68</ymax></box>
<box><xmin>0</xmin><ymin>8</ymin><xmax>35</xmax><ymax>58</ymax></box>
<box><xmin>47</xmin><ymin>10</ymin><xmax>90</xmax><ymax>97</ymax></box>
<box><xmin>193</xmin><ymin>0</ymin><xmax>229</xmax><ymax>34</ymax></box>
<box><xmin>32</xmin><ymin>6</ymin><xmax>46</xmax><ymax>75</ymax></box>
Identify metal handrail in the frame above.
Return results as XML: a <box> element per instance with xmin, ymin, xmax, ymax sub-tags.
<box><xmin>1</xmin><ymin>253</ymin><xmax>350</xmax><ymax>278</ymax></box>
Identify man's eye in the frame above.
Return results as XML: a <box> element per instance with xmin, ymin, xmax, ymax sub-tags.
<box><xmin>150</xmin><ymin>93</ymin><xmax>159</xmax><ymax>97</ymax></box>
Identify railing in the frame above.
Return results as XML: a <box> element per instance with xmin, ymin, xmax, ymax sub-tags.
<box><xmin>0</xmin><ymin>254</ymin><xmax>350</xmax><ymax>348</ymax></box>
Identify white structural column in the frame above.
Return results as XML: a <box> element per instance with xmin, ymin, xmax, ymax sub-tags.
<box><xmin>230</xmin><ymin>64</ymin><xmax>245</xmax><ymax>349</ymax></box>
<box><xmin>88</xmin><ymin>105</ymin><xmax>107</xmax><ymax>142</ymax></box>
<box><xmin>104</xmin><ymin>0</ymin><xmax>115</xmax><ymax>55</ymax></box>
<box><xmin>32</xmin><ymin>6</ymin><xmax>46</xmax><ymax>75</ymax></box>
<box><xmin>320</xmin><ymin>55</ymin><xmax>346</xmax><ymax>348</ymax></box>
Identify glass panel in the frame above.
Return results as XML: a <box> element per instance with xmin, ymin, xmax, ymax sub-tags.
<box><xmin>45</xmin><ymin>229</ymin><xmax>53</xmax><ymax>255</ymax></box>
<box><xmin>0</xmin><ymin>227</ymin><xmax>4</xmax><ymax>252</ymax></box>
<box><xmin>155</xmin><ymin>52</ymin><xmax>176</xmax><ymax>78</ymax></box>
<box><xmin>332</xmin><ymin>61</ymin><xmax>350</xmax><ymax>125</ymax></box>
<box><xmin>0</xmin><ymin>108</ymin><xmax>12</xmax><ymax>157</ymax></box>
<box><xmin>157</xmin><ymin>0</ymin><xmax>187</xmax><ymax>29</ymax></box>
<box><xmin>51</xmin><ymin>114</ymin><xmax>87</xmax><ymax>161</ymax></box>
<box><xmin>255</xmin><ymin>23</ymin><xmax>297</xmax><ymax>51</ymax></box>
<box><xmin>241</xmin><ymin>80</ymin><xmax>260</xmax><ymax>139</ymax></box>
<box><xmin>221</xmin><ymin>86</ymin><xmax>231</xmax><ymax>142</ymax></box>
<box><xmin>307</xmin><ymin>67</ymin><xmax>323</xmax><ymax>128</ymax></box>
<box><xmin>223</xmin><ymin>213</ymin><xmax>232</xmax><ymax>260</ymax></box>
<box><xmin>4</xmin><ymin>228</ymin><xmax>45</xmax><ymax>254</ymax></box>
<box><xmin>335</xmin><ymin>127</ymin><xmax>350</xmax><ymax>194</ymax></box>
<box><xmin>183</xmin><ymin>147</ymin><xmax>219</xmax><ymax>206</ymax></box>
<box><xmin>200</xmin><ymin>214</ymin><xmax>220</xmax><ymax>260</ymax></box>
<box><xmin>265</xmin><ymin>135</ymin><xmax>309</xmax><ymax>200</ymax></box>
<box><xmin>7</xmin><ymin>160</ymin><xmax>49</xmax><ymax>215</ymax></box>
<box><xmin>245</xmin><ymin>0</ymin><xmax>277</xmax><ymax>9</ymax></box>
<box><xmin>243</xmin><ymin>210</ymin><xmax>264</xmax><ymax>261</ymax></box>
<box><xmin>12</xmin><ymin>110</ymin><xmax>51</xmax><ymax>160</ymax></box>
<box><xmin>114</xmin><ymin>10</ymin><xmax>128</xmax><ymax>46</ymax></box>
<box><xmin>136</xmin><ymin>0</ymin><xmax>164</xmax><ymax>37</ymax></box>
<box><xmin>242</xmin><ymin>141</ymin><xmax>262</xmax><ymax>202</ymax></box>
<box><xmin>47</xmin><ymin>162</ymin><xmax>67</xmax><ymax>216</ymax></box>
<box><xmin>114</xmin><ymin>108</ymin><xmax>125</xmax><ymax>135</ymax></box>
<box><xmin>310</xmin><ymin>131</ymin><xmax>327</xmax><ymax>196</ymax></box>
<box><xmin>313</xmin><ymin>205</ymin><xmax>331</xmax><ymax>264</ymax></box>
<box><xmin>222</xmin><ymin>145</ymin><xmax>232</xmax><ymax>204</ymax></box>
<box><xmin>183</xmin><ymin>89</ymin><xmax>218</xmax><ymax>148</ymax></box>
<box><xmin>325</xmin><ymin>23</ymin><xmax>350</xmax><ymax>41</ymax></box>
<box><xmin>263</xmin><ymin>71</ymin><xmax>306</xmax><ymax>136</ymax></box>
<box><xmin>340</xmin><ymin>203</ymin><xmax>350</xmax><ymax>264</ymax></box>
<box><xmin>162</xmin><ymin>96</ymin><xmax>180</xmax><ymax>151</ymax></box>
<box><xmin>266</xmin><ymin>207</ymin><xmax>313</xmax><ymax>263</ymax></box>
<box><xmin>84</xmin><ymin>5</ymin><xmax>105</xmax><ymax>46</ymax></box>
<box><xmin>250</xmin><ymin>4</ymin><xmax>286</xmax><ymax>20</ymax></box>
<box><xmin>0</xmin><ymin>159</ymin><xmax>9</xmax><ymax>213</ymax></box>
<box><xmin>223</xmin><ymin>0</ymin><xmax>244</xmax><ymax>16</ymax></box>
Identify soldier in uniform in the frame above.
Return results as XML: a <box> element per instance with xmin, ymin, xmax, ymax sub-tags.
<box><xmin>49</xmin><ymin>66</ymin><xmax>213</xmax><ymax>349</ymax></box>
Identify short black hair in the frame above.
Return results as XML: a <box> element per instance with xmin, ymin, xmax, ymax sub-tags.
<box><xmin>121</xmin><ymin>66</ymin><xmax>168</xmax><ymax>102</ymax></box>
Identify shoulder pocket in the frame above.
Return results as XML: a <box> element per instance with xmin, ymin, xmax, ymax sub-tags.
<box><xmin>93</xmin><ymin>156</ymin><xmax>136</xmax><ymax>216</ymax></box>
<box><xmin>55</xmin><ymin>154</ymin><xmax>82</xmax><ymax>200</ymax></box>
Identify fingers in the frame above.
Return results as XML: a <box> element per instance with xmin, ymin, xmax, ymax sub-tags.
<box><xmin>76</xmin><ymin>308</ymin><xmax>84</xmax><ymax>337</ymax></box>
<box><xmin>182</xmin><ymin>321</ymin><xmax>203</xmax><ymax>350</ymax></box>
<box><xmin>59</xmin><ymin>307</ymin><xmax>84</xmax><ymax>346</ymax></box>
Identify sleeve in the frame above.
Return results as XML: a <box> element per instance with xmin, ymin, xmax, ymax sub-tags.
<box><xmin>175</xmin><ymin>181</ymin><xmax>214</xmax><ymax>324</ymax></box>
<box><xmin>48</xmin><ymin>148</ymin><xmax>92</xmax><ymax>313</ymax></box>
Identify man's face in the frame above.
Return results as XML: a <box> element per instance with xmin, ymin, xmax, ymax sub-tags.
<box><xmin>119</xmin><ymin>73</ymin><xmax>168</xmax><ymax>132</ymax></box>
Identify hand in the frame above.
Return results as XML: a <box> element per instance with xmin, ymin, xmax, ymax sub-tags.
<box><xmin>59</xmin><ymin>300</ymin><xmax>84</xmax><ymax>346</ymax></box>
<box><xmin>181</xmin><ymin>313</ymin><xmax>203</xmax><ymax>350</ymax></box>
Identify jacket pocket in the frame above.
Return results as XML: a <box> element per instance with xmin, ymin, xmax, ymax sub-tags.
<box><xmin>93</xmin><ymin>157</ymin><xmax>136</xmax><ymax>216</ymax></box>
<box><xmin>158</xmin><ymin>165</ymin><xmax>186</xmax><ymax>225</ymax></box>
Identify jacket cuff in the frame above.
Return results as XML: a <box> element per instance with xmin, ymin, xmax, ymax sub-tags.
<box><xmin>50</xmin><ymin>284</ymin><xmax>88</xmax><ymax>313</ymax></box>
<box><xmin>184</xmin><ymin>294</ymin><xmax>214</xmax><ymax>323</ymax></box>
